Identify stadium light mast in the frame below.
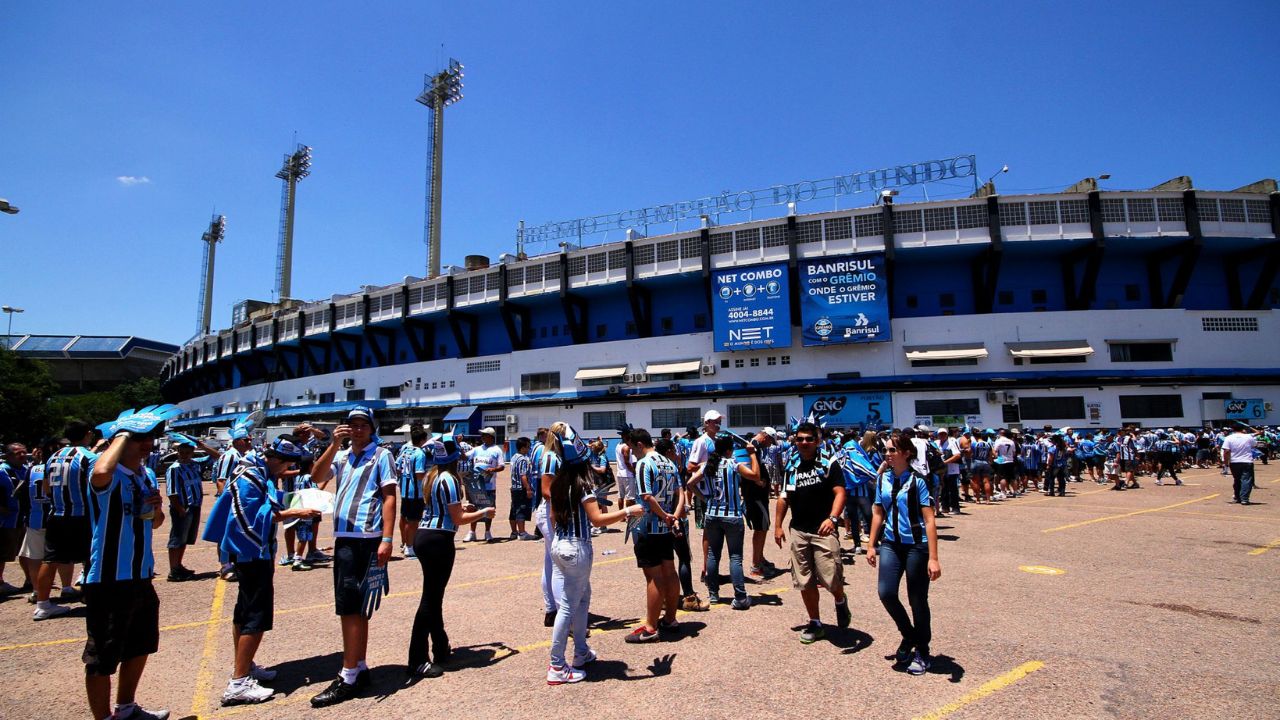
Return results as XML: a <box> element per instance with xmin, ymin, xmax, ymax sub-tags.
<box><xmin>416</xmin><ymin>58</ymin><xmax>464</xmax><ymax>279</ymax></box>
<box><xmin>196</xmin><ymin>214</ymin><xmax>226</xmax><ymax>336</ymax></box>
<box><xmin>274</xmin><ymin>143</ymin><xmax>312</xmax><ymax>300</ymax></box>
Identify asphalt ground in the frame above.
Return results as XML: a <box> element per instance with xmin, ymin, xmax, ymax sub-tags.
<box><xmin>2</xmin><ymin>463</ymin><xmax>1278</xmax><ymax>720</ymax></box>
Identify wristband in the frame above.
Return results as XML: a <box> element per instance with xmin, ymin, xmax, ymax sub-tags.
<box><xmin>381</xmin><ymin>537</ymin><xmax>394</xmax><ymax>543</ymax></box>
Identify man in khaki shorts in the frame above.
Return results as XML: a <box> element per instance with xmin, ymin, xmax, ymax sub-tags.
<box><xmin>774</xmin><ymin>421</ymin><xmax>851</xmax><ymax>643</ymax></box>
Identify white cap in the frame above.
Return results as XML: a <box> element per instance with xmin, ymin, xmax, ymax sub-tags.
<box><xmin>479</xmin><ymin>427</ymin><xmax>496</xmax><ymax>437</ymax></box>
<box><xmin>703</xmin><ymin>410</ymin><xmax>723</xmax><ymax>423</ymax></box>
<box><xmin>762</xmin><ymin>426</ymin><xmax>779</xmax><ymax>440</ymax></box>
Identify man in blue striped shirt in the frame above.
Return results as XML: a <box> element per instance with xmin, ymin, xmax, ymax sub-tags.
<box><xmin>34</xmin><ymin>420</ymin><xmax>97</xmax><ymax>619</ymax></box>
<box><xmin>626</xmin><ymin>430</ymin><xmax>684</xmax><ymax>643</ymax></box>
<box><xmin>309</xmin><ymin>407</ymin><xmax>398</xmax><ymax>708</ymax></box>
<box><xmin>164</xmin><ymin>433</ymin><xmax>217</xmax><ymax>581</ymax></box>
<box><xmin>396</xmin><ymin>424</ymin><xmax>429</xmax><ymax>558</ymax></box>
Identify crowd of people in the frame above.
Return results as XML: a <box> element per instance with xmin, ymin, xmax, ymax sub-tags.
<box><xmin>0</xmin><ymin>403</ymin><xmax>1273</xmax><ymax>719</ymax></box>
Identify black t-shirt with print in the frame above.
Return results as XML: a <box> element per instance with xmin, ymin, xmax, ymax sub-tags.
<box><xmin>784</xmin><ymin>456</ymin><xmax>841</xmax><ymax>534</ymax></box>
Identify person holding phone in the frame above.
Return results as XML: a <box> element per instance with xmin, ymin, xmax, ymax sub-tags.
<box><xmin>867</xmin><ymin>432</ymin><xmax>942</xmax><ymax>676</ymax></box>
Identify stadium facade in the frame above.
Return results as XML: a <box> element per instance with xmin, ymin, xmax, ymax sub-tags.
<box><xmin>161</xmin><ymin>186</ymin><xmax>1280</xmax><ymax>438</ymax></box>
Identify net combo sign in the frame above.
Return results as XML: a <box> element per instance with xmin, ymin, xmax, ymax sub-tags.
<box><xmin>799</xmin><ymin>253</ymin><xmax>890</xmax><ymax>346</ymax></box>
<box><xmin>712</xmin><ymin>261</ymin><xmax>791</xmax><ymax>350</ymax></box>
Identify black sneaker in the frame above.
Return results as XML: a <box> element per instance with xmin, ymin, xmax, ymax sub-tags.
<box><xmin>310</xmin><ymin>675</ymin><xmax>362</xmax><ymax>708</ymax></box>
<box><xmin>835</xmin><ymin>600</ymin><xmax>851</xmax><ymax>629</ymax></box>
<box><xmin>413</xmin><ymin>662</ymin><xmax>444</xmax><ymax>679</ymax></box>
<box><xmin>113</xmin><ymin>705</ymin><xmax>171</xmax><ymax>720</ymax></box>
<box><xmin>895</xmin><ymin>640</ymin><xmax>914</xmax><ymax>663</ymax></box>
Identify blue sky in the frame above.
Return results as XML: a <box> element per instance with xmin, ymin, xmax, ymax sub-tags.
<box><xmin>2</xmin><ymin>2</ymin><xmax>1277</xmax><ymax>345</ymax></box>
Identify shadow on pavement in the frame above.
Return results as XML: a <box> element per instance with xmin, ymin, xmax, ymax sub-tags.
<box><xmin>266</xmin><ymin>650</ymin><xmax>344</xmax><ymax>695</ymax></box>
<box><xmin>589</xmin><ymin>614</ymin><xmax>640</xmax><ymax>631</ymax></box>
<box><xmin>829</xmin><ymin>627</ymin><xmax>874</xmax><ymax>654</ymax></box>
<box><xmin>585</xmin><ymin>653</ymin><xmax>677</xmax><ymax>681</ymax></box>
<box><xmin>664</xmin><ymin>620</ymin><xmax>706</xmax><ymax>639</ymax></box>
<box><xmin>748</xmin><ymin>593</ymin><xmax>783</xmax><ymax>607</ymax></box>
<box><xmin>442</xmin><ymin>641</ymin><xmax>519</xmax><ymax>671</ymax></box>
<box><xmin>928</xmin><ymin>654</ymin><xmax>965</xmax><ymax>683</ymax></box>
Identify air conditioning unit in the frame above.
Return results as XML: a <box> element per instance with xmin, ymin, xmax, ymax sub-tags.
<box><xmin>343</xmin><ymin>378</ymin><xmax>356</xmax><ymax>389</ymax></box>
<box><xmin>401</xmin><ymin>380</ymin><xmax>413</xmax><ymax>389</ymax></box>
<box><xmin>986</xmin><ymin>390</ymin><xmax>1008</xmax><ymax>404</ymax></box>
<box><xmin>701</xmin><ymin>364</ymin><xmax>716</xmax><ymax>376</ymax></box>
<box><xmin>303</xmin><ymin>389</ymin><xmax>316</xmax><ymax>399</ymax></box>
<box><xmin>1267</xmin><ymin>402</ymin><xmax>1275</xmax><ymax>412</ymax></box>
<box><xmin>607</xmin><ymin>385</ymin><xmax>621</xmax><ymax>395</ymax></box>
<box><xmin>624</xmin><ymin>373</ymin><xmax>649</xmax><ymax>383</ymax></box>
<box><xmin>504</xmin><ymin>414</ymin><xmax>518</xmax><ymax>425</ymax></box>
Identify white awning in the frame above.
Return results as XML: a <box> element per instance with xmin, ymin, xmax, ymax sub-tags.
<box><xmin>904</xmin><ymin>343</ymin><xmax>988</xmax><ymax>361</ymax></box>
<box><xmin>645</xmin><ymin>359</ymin><xmax>702</xmax><ymax>375</ymax></box>
<box><xmin>574</xmin><ymin>365</ymin><xmax>628</xmax><ymax>381</ymax></box>
<box><xmin>1006</xmin><ymin>340</ymin><xmax>1094</xmax><ymax>358</ymax></box>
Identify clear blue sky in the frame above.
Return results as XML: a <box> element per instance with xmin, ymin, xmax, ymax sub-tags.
<box><xmin>2</xmin><ymin>1</ymin><xmax>1277</xmax><ymax>345</ymax></box>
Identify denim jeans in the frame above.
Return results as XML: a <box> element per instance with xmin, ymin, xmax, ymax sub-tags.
<box><xmin>535</xmin><ymin>503</ymin><xmax>557</xmax><ymax>612</ymax></box>
<box><xmin>549</xmin><ymin>536</ymin><xmax>593</xmax><ymax>668</ymax></box>
<box><xmin>877</xmin><ymin>540</ymin><xmax>932</xmax><ymax>655</ymax></box>
<box><xmin>703</xmin><ymin>516</ymin><xmax>746</xmax><ymax>602</ymax></box>
<box><xmin>844</xmin><ymin>495</ymin><xmax>874</xmax><ymax>547</ymax></box>
<box><xmin>1230</xmin><ymin>462</ymin><xmax>1255</xmax><ymax>503</ymax></box>
<box><xmin>941</xmin><ymin>474</ymin><xmax>961</xmax><ymax>513</ymax></box>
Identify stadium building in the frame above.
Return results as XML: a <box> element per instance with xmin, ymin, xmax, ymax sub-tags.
<box><xmin>6</xmin><ymin>334</ymin><xmax>179</xmax><ymax>392</ymax></box>
<box><xmin>161</xmin><ymin>182</ymin><xmax>1280</xmax><ymax>439</ymax></box>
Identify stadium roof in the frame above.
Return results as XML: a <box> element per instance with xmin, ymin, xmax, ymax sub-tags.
<box><xmin>4</xmin><ymin>334</ymin><xmax>179</xmax><ymax>359</ymax></box>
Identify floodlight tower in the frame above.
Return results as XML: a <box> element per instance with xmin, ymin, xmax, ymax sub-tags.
<box><xmin>196</xmin><ymin>214</ymin><xmax>226</xmax><ymax>336</ymax></box>
<box><xmin>416</xmin><ymin>58</ymin><xmax>464</xmax><ymax>278</ymax></box>
<box><xmin>274</xmin><ymin>143</ymin><xmax>312</xmax><ymax>300</ymax></box>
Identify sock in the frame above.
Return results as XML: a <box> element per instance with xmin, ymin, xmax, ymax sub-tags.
<box><xmin>809</xmin><ymin>618</ymin><xmax>821</xmax><ymax>626</ymax></box>
<box><xmin>339</xmin><ymin>666</ymin><xmax>360</xmax><ymax>684</ymax></box>
<box><xmin>114</xmin><ymin>702</ymin><xmax>137</xmax><ymax>714</ymax></box>
<box><xmin>37</xmin><ymin>600</ymin><xmax>56</xmax><ymax>610</ymax></box>
<box><xmin>356</xmin><ymin>660</ymin><xmax>368</xmax><ymax>672</ymax></box>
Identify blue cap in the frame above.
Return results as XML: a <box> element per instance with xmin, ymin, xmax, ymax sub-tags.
<box><xmin>268</xmin><ymin>437</ymin><xmax>306</xmax><ymax>460</ymax></box>
<box><xmin>346</xmin><ymin>407</ymin><xmax>375</xmax><ymax>424</ymax></box>
<box><xmin>556</xmin><ymin>425</ymin><xmax>590</xmax><ymax>464</ymax></box>
<box><xmin>428</xmin><ymin>433</ymin><xmax>461</xmax><ymax>465</ymax></box>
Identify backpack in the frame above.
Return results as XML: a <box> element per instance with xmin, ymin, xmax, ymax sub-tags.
<box><xmin>924</xmin><ymin>442</ymin><xmax>946</xmax><ymax>476</ymax></box>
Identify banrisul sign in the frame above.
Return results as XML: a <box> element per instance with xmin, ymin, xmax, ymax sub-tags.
<box><xmin>804</xmin><ymin>391</ymin><xmax>892</xmax><ymax>428</ymax></box>
<box><xmin>711</xmin><ymin>261</ymin><xmax>791</xmax><ymax>351</ymax></box>
<box><xmin>799</xmin><ymin>253</ymin><xmax>890</xmax><ymax>346</ymax></box>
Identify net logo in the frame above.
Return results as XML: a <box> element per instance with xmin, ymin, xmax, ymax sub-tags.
<box><xmin>810</xmin><ymin>396</ymin><xmax>847</xmax><ymax>414</ymax></box>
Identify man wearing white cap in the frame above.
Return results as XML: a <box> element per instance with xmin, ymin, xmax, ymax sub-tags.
<box><xmin>686</xmin><ymin>410</ymin><xmax>723</xmax><ymax>580</ymax></box>
<box><xmin>465</xmin><ymin>428</ymin><xmax>505</xmax><ymax>543</ymax></box>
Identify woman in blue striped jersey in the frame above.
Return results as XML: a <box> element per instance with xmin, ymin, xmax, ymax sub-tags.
<box><xmin>544</xmin><ymin>423</ymin><xmax>642</xmax><ymax>685</ymax></box>
<box><xmin>867</xmin><ymin>432</ymin><xmax>941</xmax><ymax>676</ymax></box>
<box><xmin>407</xmin><ymin>434</ymin><xmax>495</xmax><ymax>679</ymax></box>
<box><xmin>687</xmin><ymin>434</ymin><xmax>759</xmax><ymax>609</ymax></box>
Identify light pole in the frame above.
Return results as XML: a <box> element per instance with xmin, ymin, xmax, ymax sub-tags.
<box><xmin>0</xmin><ymin>199</ymin><xmax>18</xmax><ymax>215</ymax></box>
<box><xmin>2</xmin><ymin>306</ymin><xmax>24</xmax><ymax>344</ymax></box>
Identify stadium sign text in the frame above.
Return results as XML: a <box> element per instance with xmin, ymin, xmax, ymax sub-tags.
<box><xmin>523</xmin><ymin>154</ymin><xmax>977</xmax><ymax>244</ymax></box>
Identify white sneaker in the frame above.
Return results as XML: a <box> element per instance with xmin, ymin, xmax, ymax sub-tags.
<box><xmin>33</xmin><ymin>603</ymin><xmax>70</xmax><ymax>621</ymax></box>
<box><xmin>462</xmin><ymin>531</ymin><xmax>476</xmax><ymax>543</ymax></box>
<box><xmin>546</xmin><ymin>664</ymin><xmax>586</xmax><ymax>685</ymax></box>
<box><xmin>589</xmin><ymin>527</ymin><xmax>602</xmax><ymax>537</ymax></box>
<box><xmin>404</xmin><ymin>545</ymin><xmax>416</xmax><ymax>559</ymax></box>
<box><xmin>221</xmin><ymin>676</ymin><xmax>273</xmax><ymax>705</ymax></box>
<box><xmin>518</xmin><ymin>532</ymin><xmax>534</xmax><ymax>541</ymax></box>
<box><xmin>249</xmin><ymin>663</ymin><xmax>277</xmax><ymax>681</ymax></box>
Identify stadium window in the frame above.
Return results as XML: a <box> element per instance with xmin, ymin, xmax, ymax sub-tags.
<box><xmin>1028</xmin><ymin>354</ymin><xmax>1087</xmax><ymax>365</ymax></box>
<box><xmin>1031</xmin><ymin>289</ymin><xmax>1048</xmax><ymax>304</ymax></box>
<box><xmin>521</xmin><ymin>372</ymin><xmax>561</xmax><ymax>392</ymax></box>
<box><xmin>652</xmin><ymin>407</ymin><xmax>701</xmax><ymax>429</ymax></box>
<box><xmin>211</xmin><ymin>405</ymin><xmax>222</xmax><ymax>415</ymax></box>
<box><xmin>552</xmin><ymin>325</ymin><xmax>559</xmax><ymax>337</ymax></box>
<box><xmin>767</xmin><ymin>356</ymin><xmax>777</xmax><ymax>366</ymax></box>
<box><xmin>1109</xmin><ymin>342</ymin><xmax>1174</xmax><ymax>362</ymax></box>
<box><xmin>346</xmin><ymin>389</ymin><xmax>366</xmax><ymax>401</ymax></box>
<box><xmin>906</xmin><ymin>295</ymin><xmax>918</xmax><ymax>309</ymax></box>
<box><xmin>661</xmin><ymin>317</ymin><xmax>674</xmax><ymax>333</ymax></box>
<box><xmin>728</xmin><ymin>403</ymin><xmax>787</xmax><ymax>429</ymax></box>
<box><xmin>694</xmin><ymin>314</ymin><xmax>708</xmax><ymax>330</ymax></box>
<box><xmin>781</xmin><ymin>355</ymin><xmax>790</xmax><ymax>365</ymax></box>
<box><xmin>1119</xmin><ymin>395</ymin><xmax>1184</xmax><ymax>419</ymax></box>
<box><xmin>563</xmin><ymin>325</ymin><xmax>570</xmax><ymax>335</ymax></box>
<box><xmin>750</xmin><ymin>358</ymin><xmax>760</xmax><ymax>367</ymax></box>
<box><xmin>318</xmin><ymin>393</ymin><xmax>335</xmax><ymax>404</ymax></box>
<box><xmin>1125</xmin><ymin>284</ymin><xmax>1141</xmax><ymax>301</ymax></box>
<box><xmin>1017</xmin><ymin>396</ymin><xmax>1086</xmax><ymax>420</ymax></box>
<box><xmin>596</xmin><ymin>324</ymin><xmax>607</xmax><ymax>338</ymax></box>
<box><xmin>626</xmin><ymin>321</ymin><xmax>637</xmax><ymax>335</ymax></box>
<box><xmin>583</xmin><ymin>410</ymin><xmax>627</xmax><ymax>431</ymax></box>
<box><xmin>720</xmin><ymin>359</ymin><xmax>730</xmax><ymax>368</ymax></box>
<box><xmin>734</xmin><ymin>359</ymin><xmax>744</xmax><ymax>368</ymax></box>
<box><xmin>910</xmin><ymin>357</ymin><xmax>978</xmax><ymax>368</ymax></box>
<box><xmin>540</xmin><ymin>327</ymin><xmax>547</xmax><ymax>338</ymax></box>
<box><xmin>914</xmin><ymin>398</ymin><xmax>980</xmax><ymax>416</ymax></box>
<box><xmin>379</xmin><ymin>386</ymin><xmax>401</xmax><ymax>400</ymax></box>
<box><xmin>998</xmin><ymin>290</ymin><xmax>1014</xmax><ymax>305</ymax></box>
<box><xmin>939</xmin><ymin>293</ymin><xmax>955</xmax><ymax>308</ymax></box>
<box><xmin>449</xmin><ymin>380</ymin><xmax>455</xmax><ymax>388</ymax></box>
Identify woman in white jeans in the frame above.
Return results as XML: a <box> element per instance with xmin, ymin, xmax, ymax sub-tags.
<box><xmin>544</xmin><ymin>425</ymin><xmax>639</xmax><ymax>685</ymax></box>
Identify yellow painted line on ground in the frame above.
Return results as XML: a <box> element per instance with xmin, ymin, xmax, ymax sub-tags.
<box><xmin>1248</xmin><ymin>538</ymin><xmax>1280</xmax><ymax>556</ymax></box>
<box><xmin>1042</xmin><ymin>494</ymin><xmax>1219</xmax><ymax>534</ymax></box>
<box><xmin>190</xmin><ymin>577</ymin><xmax>229</xmax><ymax>719</ymax></box>
<box><xmin>1018</xmin><ymin>565</ymin><xmax>1065</xmax><ymax>576</ymax></box>
<box><xmin>913</xmin><ymin>660</ymin><xmax>1045</xmax><ymax>720</ymax></box>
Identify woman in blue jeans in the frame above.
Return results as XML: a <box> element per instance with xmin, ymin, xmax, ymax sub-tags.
<box><xmin>687</xmin><ymin>435</ymin><xmax>760</xmax><ymax>609</ymax></box>
<box><xmin>867</xmin><ymin>432</ymin><xmax>941</xmax><ymax>676</ymax></box>
<box><xmin>544</xmin><ymin>425</ymin><xmax>641</xmax><ymax>685</ymax></box>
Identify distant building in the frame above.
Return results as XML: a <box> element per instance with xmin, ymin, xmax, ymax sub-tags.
<box><xmin>4</xmin><ymin>334</ymin><xmax>178</xmax><ymax>392</ymax></box>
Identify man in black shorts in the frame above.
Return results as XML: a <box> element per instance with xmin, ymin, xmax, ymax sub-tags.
<box><xmin>35</xmin><ymin>420</ymin><xmax>97</xmax><ymax>621</ymax></box>
<box><xmin>396</xmin><ymin>424</ymin><xmax>429</xmax><ymax>557</ymax></box>
<box><xmin>626</xmin><ymin>430</ymin><xmax>683</xmax><ymax>644</ymax></box>
<box><xmin>745</xmin><ymin>428</ymin><xmax>777</xmax><ymax>576</ymax></box>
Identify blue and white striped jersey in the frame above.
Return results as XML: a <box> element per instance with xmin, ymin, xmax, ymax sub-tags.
<box><xmin>330</xmin><ymin>443</ymin><xmax>398</xmax><ymax>538</ymax></box>
<box><xmin>875</xmin><ymin>468</ymin><xmax>931</xmax><ymax>545</ymax></box>
<box><xmin>27</xmin><ymin>463</ymin><xmax>51</xmax><ymax>530</ymax></box>
<box><xmin>552</xmin><ymin>493</ymin><xmax>595</xmax><ymax>541</ymax></box>
<box><xmin>85</xmin><ymin>463</ymin><xmax>157</xmax><ymax>583</ymax></box>
<box><xmin>165</xmin><ymin>460</ymin><xmax>204</xmax><ymax>507</ymax></box>
<box><xmin>47</xmin><ymin>445</ymin><xmax>96</xmax><ymax>518</ymax></box>
<box><xmin>540</xmin><ymin>451</ymin><xmax>562</xmax><ymax>478</ymax></box>
<box><xmin>1021</xmin><ymin>443</ymin><xmax>1042</xmax><ymax>470</ymax></box>
<box><xmin>703</xmin><ymin>460</ymin><xmax>746</xmax><ymax>520</ymax></box>
<box><xmin>396</xmin><ymin>444</ymin><xmax>427</xmax><ymax>500</ymax></box>
<box><xmin>214</xmin><ymin>446</ymin><xmax>245</xmax><ymax>489</ymax></box>
<box><xmin>635</xmin><ymin>452</ymin><xmax>680</xmax><ymax>533</ymax></box>
<box><xmin>510</xmin><ymin>453</ymin><xmax>534</xmax><ymax>492</ymax></box>
<box><xmin>0</xmin><ymin>462</ymin><xmax>22</xmax><ymax>529</ymax></box>
<box><xmin>971</xmin><ymin>439</ymin><xmax>993</xmax><ymax>462</ymax></box>
<box><xmin>419</xmin><ymin>471</ymin><xmax>462</xmax><ymax>532</ymax></box>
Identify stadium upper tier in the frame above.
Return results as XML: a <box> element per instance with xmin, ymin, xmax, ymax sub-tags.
<box><xmin>160</xmin><ymin>187</ymin><xmax>1279</xmax><ymax>428</ymax></box>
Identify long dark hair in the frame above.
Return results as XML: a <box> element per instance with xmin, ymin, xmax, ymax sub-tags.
<box><xmin>551</xmin><ymin>460</ymin><xmax>593</xmax><ymax>530</ymax></box>
<box><xmin>705</xmin><ymin>435</ymin><xmax>735</xmax><ymax>482</ymax></box>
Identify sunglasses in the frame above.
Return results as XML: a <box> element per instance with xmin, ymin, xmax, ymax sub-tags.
<box><xmin>885</xmin><ymin>447</ymin><xmax>900</xmax><ymax>453</ymax></box>
<box><xmin>795</xmin><ymin>436</ymin><xmax>818</xmax><ymax>443</ymax></box>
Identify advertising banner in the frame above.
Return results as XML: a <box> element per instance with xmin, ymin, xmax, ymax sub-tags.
<box><xmin>1225</xmin><ymin>398</ymin><xmax>1268</xmax><ymax>421</ymax></box>
<box><xmin>804</xmin><ymin>391</ymin><xmax>892</xmax><ymax>428</ymax></box>
<box><xmin>799</xmin><ymin>253</ymin><xmax>890</xmax><ymax>346</ymax></box>
<box><xmin>711</xmin><ymin>261</ymin><xmax>791</xmax><ymax>351</ymax></box>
